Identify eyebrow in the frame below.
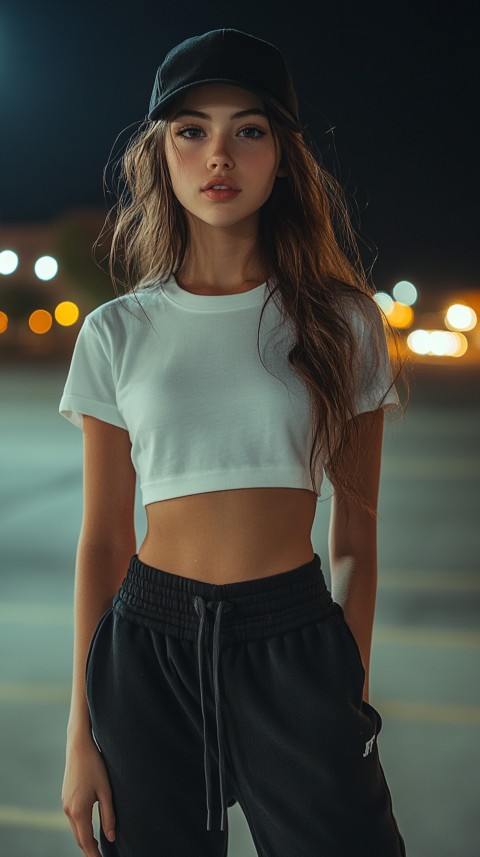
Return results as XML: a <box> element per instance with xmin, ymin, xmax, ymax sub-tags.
<box><xmin>171</xmin><ymin>108</ymin><xmax>268</xmax><ymax>122</ymax></box>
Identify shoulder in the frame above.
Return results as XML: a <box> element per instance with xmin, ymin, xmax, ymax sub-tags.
<box><xmin>328</xmin><ymin>284</ymin><xmax>391</xmax><ymax>376</ymax></box>
<box><xmin>83</xmin><ymin>284</ymin><xmax>166</xmax><ymax>342</ymax></box>
<box><xmin>331</xmin><ymin>280</ymin><xmax>375</xmax><ymax>314</ymax></box>
<box><xmin>333</xmin><ymin>284</ymin><xmax>385</xmax><ymax>338</ymax></box>
<box><xmin>86</xmin><ymin>285</ymin><xmax>162</xmax><ymax>324</ymax></box>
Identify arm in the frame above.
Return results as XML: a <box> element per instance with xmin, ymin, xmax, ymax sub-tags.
<box><xmin>62</xmin><ymin>416</ymin><xmax>136</xmax><ymax>851</ymax></box>
<box><xmin>328</xmin><ymin>408</ymin><xmax>385</xmax><ymax>702</ymax></box>
<box><xmin>67</xmin><ymin>415</ymin><xmax>137</xmax><ymax>745</ymax></box>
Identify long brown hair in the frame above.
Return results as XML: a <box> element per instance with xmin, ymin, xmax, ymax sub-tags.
<box><xmin>95</xmin><ymin>97</ymin><xmax>409</xmax><ymax>519</ymax></box>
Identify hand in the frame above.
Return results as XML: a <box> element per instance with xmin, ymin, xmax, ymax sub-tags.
<box><xmin>62</xmin><ymin>733</ymin><xmax>116</xmax><ymax>856</ymax></box>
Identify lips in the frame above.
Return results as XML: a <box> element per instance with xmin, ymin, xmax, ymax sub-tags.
<box><xmin>202</xmin><ymin>177</ymin><xmax>240</xmax><ymax>191</ymax></box>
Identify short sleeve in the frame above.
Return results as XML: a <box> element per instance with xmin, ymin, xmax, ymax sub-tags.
<box><xmin>347</xmin><ymin>296</ymin><xmax>401</xmax><ymax>417</ymax></box>
<box><xmin>58</xmin><ymin>315</ymin><xmax>128</xmax><ymax>430</ymax></box>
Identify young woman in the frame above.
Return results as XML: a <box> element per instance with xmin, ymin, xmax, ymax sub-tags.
<box><xmin>59</xmin><ymin>28</ymin><xmax>408</xmax><ymax>857</ymax></box>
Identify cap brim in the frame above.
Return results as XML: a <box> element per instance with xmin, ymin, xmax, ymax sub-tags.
<box><xmin>147</xmin><ymin>78</ymin><xmax>302</xmax><ymax>132</ymax></box>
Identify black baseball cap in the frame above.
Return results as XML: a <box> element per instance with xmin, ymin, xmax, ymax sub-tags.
<box><xmin>147</xmin><ymin>29</ymin><xmax>302</xmax><ymax>132</ymax></box>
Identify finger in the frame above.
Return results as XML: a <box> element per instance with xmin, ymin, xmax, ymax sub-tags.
<box><xmin>66</xmin><ymin>815</ymin><xmax>80</xmax><ymax>849</ymax></box>
<box><xmin>70</xmin><ymin>813</ymin><xmax>102</xmax><ymax>857</ymax></box>
<box><xmin>98</xmin><ymin>795</ymin><xmax>116</xmax><ymax>843</ymax></box>
<box><xmin>78</xmin><ymin>830</ymin><xmax>102</xmax><ymax>857</ymax></box>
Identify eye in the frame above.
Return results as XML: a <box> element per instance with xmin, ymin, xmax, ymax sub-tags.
<box><xmin>176</xmin><ymin>125</ymin><xmax>266</xmax><ymax>140</ymax></box>
<box><xmin>238</xmin><ymin>126</ymin><xmax>266</xmax><ymax>139</ymax></box>
<box><xmin>176</xmin><ymin>126</ymin><xmax>203</xmax><ymax>139</ymax></box>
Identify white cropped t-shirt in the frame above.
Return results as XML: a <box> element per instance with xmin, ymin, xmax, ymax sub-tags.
<box><xmin>59</xmin><ymin>275</ymin><xmax>400</xmax><ymax>505</ymax></box>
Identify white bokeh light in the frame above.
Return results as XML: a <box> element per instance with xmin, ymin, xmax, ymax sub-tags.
<box><xmin>445</xmin><ymin>303</ymin><xmax>477</xmax><ymax>332</ymax></box>
<box><xmin>407</xmin><ymin>329</ymin><xmax>430</xmax><ymax>354</ymax></box>
<box><xmin>392</xmin><ymin>280</ymin><xmax>418</xmax><ymax>306</ymax></box>
<box><xmin>373</xmin><ymin>292</ymin><xmax>395</xmax><ymax>313</ymax></box>
<box><xmin>0</xmin><ymin>249</ymin><xmax>19</xmax><ymax>275</ymax></box>
<box><xmin>34</xmin><ymin>255</ymin><xmax>58</xmax><ymax>281</ymax></box>
<box><xmin>430</xmin><ymin>330</ymin><xmax>453</xmax><ymax>356</ymax></box>
<box><xmin>407</xmin><ymin>328</ymin><xmax>467</xmax><ymax>357</ymax></box>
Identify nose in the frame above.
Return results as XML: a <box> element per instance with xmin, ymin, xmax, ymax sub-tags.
<box><xmin>206</xmin><ymin>134</ymin><xmax>235</xmax><ymax>171</ymax></box>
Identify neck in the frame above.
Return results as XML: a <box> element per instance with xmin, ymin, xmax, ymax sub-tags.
<box><xmin>177</xmin><ymin>212</ymin><xmax>267</xmax><ymax>293</ymax></box>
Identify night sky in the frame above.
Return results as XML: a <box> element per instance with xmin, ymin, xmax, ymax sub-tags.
<box><xmin>1</xmin><ymin>0</ymin><xmax>477</xmax><ymax>297</ymax></box>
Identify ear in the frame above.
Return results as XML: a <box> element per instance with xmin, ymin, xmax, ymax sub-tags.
<box><xmin>276</xmin><ymin>166</ymin><xmax>288</xmax><ymax>178</ymax></box>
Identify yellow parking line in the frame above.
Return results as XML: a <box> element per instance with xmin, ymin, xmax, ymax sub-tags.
<box><xmin>382</xmin><ymin>458</ymin><xmax>480</xmax><ymax>478</ymax></box>
<box><xmin>374</xmin><ymin>626</ymin><xmax>480</xmax><ymax>647</ymax></box>
<box><xmin>0</xmin><ymin>604</ymin><xmax>71</xmax><ymax>625</ymax></box>
<box><xmin>0</xmin><ymin>805</ymin><xmax>69</xmax><ymax>830</ymax></box>
<box><xmin>379</xmin><ymin>572</ymin><xmax>480</xmax><ymax>590</ymax></box>
<box><xmin>0</xmin><ymin>683</ymin><xmax>71</xmax><ymax>702</ymax></box>
<box><xmin>375</xmin><ymin>700</ymin><xmax>480</xmax><ymax>725</ymax></box>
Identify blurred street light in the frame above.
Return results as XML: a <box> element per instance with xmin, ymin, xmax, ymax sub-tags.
<box><xmin>387</xmin><ymin>301</ymin><xmax>414</xmax><ymax>328</ymax></box>
<box><xmin>29</xmin><ymin>309</ymin><xmax>53</xmax><ymax>334</ymax></box>
<box><xmin>407</xmin><ymin>328</ymin><xmax>468</xmax><ymax>357</ymax></box>
<box><xmin>445</xmin><ymin>303</ymin><xmax>477</xmax><ymax>332</ymax></box>
<box><xmin>392</xmin><ymin>280</ymin><xmax>418</xmax><ymax>306</ymax></box>
<box><xmin>54</xmin><ymin>301</ymin><xmax>79</xmax><ymax>326</ymax></box>
<box><xmin>374</xmin><ymin>292</ymin><xmax>395</xmax><ymax>313</ymax></box>
<box><xmin>0</xmin><ymin>249</ymin><xmax>19</xmax><ymax>275</ymax></box>
<box><xmin>34</xmin><ymin>255</ymin><xmax>58</xmax><ymax>280</ymax></box>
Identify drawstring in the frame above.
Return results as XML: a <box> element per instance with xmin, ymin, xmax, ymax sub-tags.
<box><xmin>193</xmin><ymin>595</ymin><xmax>234</xmax><ymax>831</ymax></box>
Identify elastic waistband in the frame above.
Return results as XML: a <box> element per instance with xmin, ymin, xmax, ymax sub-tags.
<box><xmin>113</xmin><ymin>552</ymin><xmax>336</xmax><ymax>643</ymax></box>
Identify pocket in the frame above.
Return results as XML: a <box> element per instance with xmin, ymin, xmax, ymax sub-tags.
<box><xmin>85</xmin><ymin>606</ymin><xmax>114</xmax><ymax>682</ymax></box>
<box><xmin>361</xmin><ymin>699</ymin><xmax>383</xmax><ymax>735</ymax></box>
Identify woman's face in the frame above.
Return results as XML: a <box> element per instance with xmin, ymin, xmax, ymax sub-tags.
<box><xmin>164</xmin><ymin>83</ymin><xmax>285</xmax><ymax>232</ymax></box>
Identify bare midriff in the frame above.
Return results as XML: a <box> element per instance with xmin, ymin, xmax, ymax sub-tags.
<box><xmin>137</xmin><ymin>487</ymin><xmax>318</xmax><ymax>584</ymax></box>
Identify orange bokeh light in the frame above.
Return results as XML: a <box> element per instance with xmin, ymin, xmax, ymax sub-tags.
<box><xmin>29</xmin><ymin>309</ymin><xmax>53</xmax><ymax>334</ymax></box>
<box><xmin>387</xmin><ymin>302</ymin><xmax>414</xmax><ymax>329</ymax></box>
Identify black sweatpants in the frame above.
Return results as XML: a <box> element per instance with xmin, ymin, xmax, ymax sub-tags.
<box><xmin>85</xmin><ymin>552</ymin><xmax>407</xmax><ymax>857</ymax></box>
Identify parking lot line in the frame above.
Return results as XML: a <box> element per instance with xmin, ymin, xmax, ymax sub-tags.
<box><xmin>0</xmin><ymin>805</ymin><xmax>68</xmax><ymax>830</ymax></box>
